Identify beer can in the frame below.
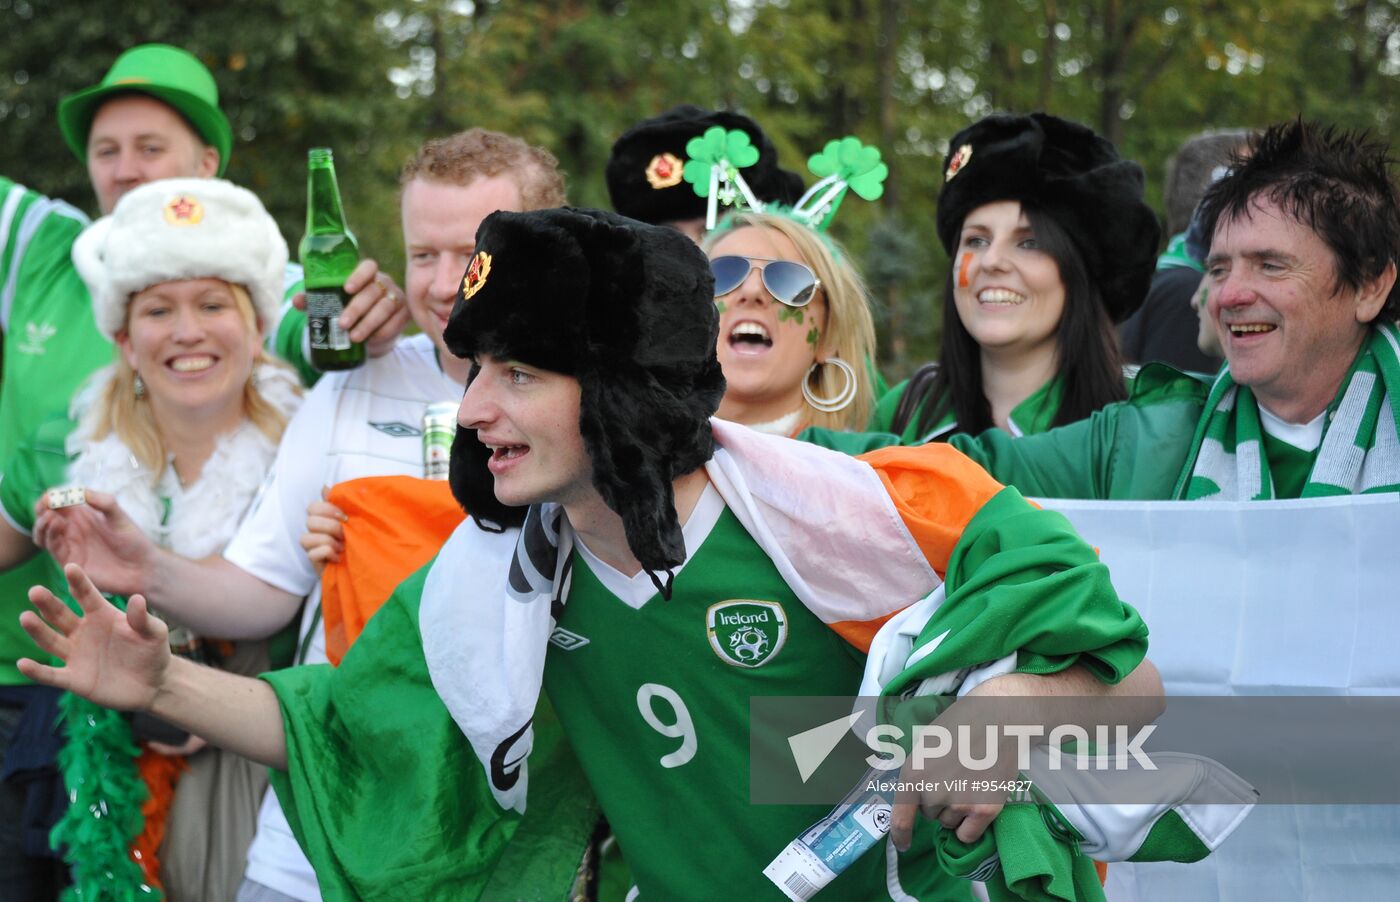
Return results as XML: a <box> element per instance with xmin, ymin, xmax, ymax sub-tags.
<box><xmin>422</xmin><ymin>402</ymin><xmax>457</xmax><ymax>480</ymax></box>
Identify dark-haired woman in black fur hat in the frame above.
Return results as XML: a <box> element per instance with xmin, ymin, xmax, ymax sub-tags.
<box><xmin>870</xmin><ymin>112</ymin><xmax>1160</xmax><ymax>444</ymax></box>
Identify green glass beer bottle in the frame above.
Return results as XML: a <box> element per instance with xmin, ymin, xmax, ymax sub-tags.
<box><xmin>300</xmin><ymin>147</ymin><xmax>365</xmax><ymax>370</ymax></box>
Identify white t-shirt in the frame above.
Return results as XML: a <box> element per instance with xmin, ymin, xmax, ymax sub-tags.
<box><xmin>1258</xmin><ymin>402</ymin><xmax>1326</xmax><ymax>452</ymax></box>
<box><xmin>228</xmin><ymin>334</ymin><xmax>462</xmax><ymax>900</ymax></box>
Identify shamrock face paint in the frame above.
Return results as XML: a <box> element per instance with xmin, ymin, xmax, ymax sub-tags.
<box><xmin>709</xmin><ymin>225</ymin><xmax>828</xmax><ymax>425</ymax></box>
<box><xmin>778</xmin><ymin>305</ymin><xmax>805</xmax><ymax>325</ymax></box>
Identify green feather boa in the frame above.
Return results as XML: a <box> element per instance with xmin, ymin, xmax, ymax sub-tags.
<box><xmin>50</xmin><ymin>692</ymin><xmax>160</xmax><ymax>901</ymax></box>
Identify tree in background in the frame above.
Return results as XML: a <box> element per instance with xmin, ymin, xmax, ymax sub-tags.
<box><xmin>3</xmin><ymin>0</ymin><xmax>1398</xmax><ymax>377</ymax></box>
<box><xmin>0</xmin><ymin>0</ymin><xmax>413</xmax><ymax>278</ymax></box>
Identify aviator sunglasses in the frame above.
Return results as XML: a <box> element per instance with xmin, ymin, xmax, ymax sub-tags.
<box><xmin>710</xmin><ymin>255</ymin><xmax>821</xmax><ymax>308</ymax></box>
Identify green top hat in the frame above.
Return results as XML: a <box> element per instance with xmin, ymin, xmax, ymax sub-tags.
<box><xmin>57</xmin><ymin>44</ymin><xmax>232</xmax><ymax>176</ymax></box>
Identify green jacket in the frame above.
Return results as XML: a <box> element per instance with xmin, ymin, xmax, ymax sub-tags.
<box><xmin>803</xmin><ymin>365</ymin><xmax>1211</xmax><ymax>500</ymax></box>
<box><xmin>946</xmin><ymin>364</ymin><xmax>1211</xmax><ymax>500</ymax></box>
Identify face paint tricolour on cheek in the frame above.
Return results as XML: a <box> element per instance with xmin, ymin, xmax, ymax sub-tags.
<box><xmin>959</xmin><ymin>252</ymin><xmax>973</xmax><ymax>288</ymax></box>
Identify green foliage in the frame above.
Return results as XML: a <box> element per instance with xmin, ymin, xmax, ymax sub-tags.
<box><xmin>3</xmin><ymin>0</ymin><xmax>1398</xmax><ymax>377</ymax></box>
<box><xmin>0</xmin><ymin>0</ymin><xmax>413</xmax><ymax>277</ymax></box>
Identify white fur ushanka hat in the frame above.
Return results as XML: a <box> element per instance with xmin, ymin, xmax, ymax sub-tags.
<box><xmin>73</xmin><ymin>178</ymin><xmax>288</xmax><ymax>339</ymax></box>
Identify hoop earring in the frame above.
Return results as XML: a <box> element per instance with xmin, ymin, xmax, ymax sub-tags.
<box><xmin>802</xmin><ymin>357</ymin><xmax>857</xmax><ymax>413</ymax></box>
<box><xmin>134</xmin><ymin>374</ymin><xmax>146</xmax><ymax>400</ymax></box>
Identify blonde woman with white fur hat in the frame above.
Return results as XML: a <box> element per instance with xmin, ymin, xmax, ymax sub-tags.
<box><xmin>0</xmin><ymin>177</ymin><xmax>301</xmax><ymax>901</ymax></box>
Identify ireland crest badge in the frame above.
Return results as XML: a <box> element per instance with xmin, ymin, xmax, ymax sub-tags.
<box><xmin>707</xmin><ymin>600</ymin><xmax>787</xmax><ymax>668</ymax></box>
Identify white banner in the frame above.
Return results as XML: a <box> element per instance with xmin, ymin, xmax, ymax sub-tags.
<box><xmin>1041</xmin><ymin>493</ymin><xmax>1400</xmax><ymax>901</ymax></box>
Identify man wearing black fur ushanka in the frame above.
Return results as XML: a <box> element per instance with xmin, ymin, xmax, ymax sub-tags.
<box><xmin>17</xmin><ymin>208</ymin><xmax>1189</xmax><ymax>900</ymax></box>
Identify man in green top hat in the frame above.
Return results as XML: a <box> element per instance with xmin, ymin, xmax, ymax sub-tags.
<box><xmin>0</xmin><ymin>43</ymin><xmax>407</xmax><ymax>897</ymax></box>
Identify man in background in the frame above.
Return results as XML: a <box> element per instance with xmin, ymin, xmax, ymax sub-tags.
<box><xmin>1119</xmin><ymin>128</ymin><xmax>1249</xmax><ymax>373</ymax></box>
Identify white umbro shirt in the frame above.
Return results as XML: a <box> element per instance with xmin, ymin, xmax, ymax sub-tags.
<box><xmin>226</xmin><ymin>334</ymin><xmax>462</xmax><ymax>900</ymax></box>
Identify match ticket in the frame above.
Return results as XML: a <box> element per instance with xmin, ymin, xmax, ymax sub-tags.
<box><xmin>763</xmin><ymin>767</ymin><xmax>892</xmax><ymax>901</ymax></box>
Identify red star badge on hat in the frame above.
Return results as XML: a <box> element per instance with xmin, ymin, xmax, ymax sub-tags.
<box><xmin>945</xmin><ymin>144</ymin><xmax>973</xmax><ymax>182</ymax></box>
<box><xmin>163</xmin><ymin>195</ymin><xmax>204</xmax><ymax>226</ymax></box>
<box><xmin>646</xmin><ymin>152</ymin><xmax>684</xmax><ymax>190</ymax></box>
<box><xmin>463</xmin><ymin>251</ymin><xmax>492</xmax><ymax>300</ymax></box>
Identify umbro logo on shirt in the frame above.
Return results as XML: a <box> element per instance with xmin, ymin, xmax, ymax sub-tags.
<box><xmin>549</xmin><ymin>627</ymin><xmax>590</xmax><ymax>650</ymax></box>
<box><xmin>369</xmin><ymin>421</ymin><xmax>421</xmax><ymax>438</ymax></box>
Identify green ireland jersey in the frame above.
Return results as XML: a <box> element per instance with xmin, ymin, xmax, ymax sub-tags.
<box><xmin>544</xmin><ymin>495</ymin><xmax>968</xmax><ymax>901</ymax></box>
<box><xmin>0</xmin><ymin>179</ymin><xmax>98</xmax><ymax>460</ymax></box>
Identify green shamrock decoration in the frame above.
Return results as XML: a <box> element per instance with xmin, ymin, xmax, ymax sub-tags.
<box><xmin>807</xmin><ymin>137</ymin><xmax>888</xmax><ymax>201</ymax></box>
<box><xmin>684</xmin><ymin>126</ymin><xmax>760</xmax><ymax>198</ymax></box>
<box><xmin>806</xmin><ymin>325</ymin><xmax>821</xmax><ymax>347</ymax></box>
<box><xmin>715</xmin><ymin>300</ymin><xmax>727</xmax><ymax>315</ymax></box>
<box><xmin>778</xmin><ymin>305</ymin><xmax>805</xmax><ymax>324</ymax></box>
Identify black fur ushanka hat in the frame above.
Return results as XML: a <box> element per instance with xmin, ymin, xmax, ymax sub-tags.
<box><xmin>935</xmin><ymin>112</ymin><xmax>1160</xmax><ymax>323</ymax></box>
<box><xmin>443</xmin><ymin>207</ymin><xmax>726</xmax><ymax>584</ymax></box>
<box><xmin>606</xmin><ymin>104</ymin><xmax>804</xmax><ymax>225</ymax></box>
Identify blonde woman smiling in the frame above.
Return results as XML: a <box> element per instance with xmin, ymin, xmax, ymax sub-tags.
<box><xmin>0</xmin><ymin>178</ymin><xmax>300</xmax><ymax>901</ymax></box>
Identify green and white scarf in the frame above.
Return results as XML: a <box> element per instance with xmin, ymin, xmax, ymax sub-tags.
<box><xmin>1174</xmin><ymin>322</ymin><xmax>1400</xmax><ymax>500</ymax></box>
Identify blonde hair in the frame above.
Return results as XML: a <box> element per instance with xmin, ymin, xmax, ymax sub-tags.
<box><xmin>95</xmin><ymin>283</ymin><xmax>298</xmax><ymax>478</ymax></box>
<box><xmin>705</xmin><ymin>212</ymin><xmax>876</xmax><ymax>431</ymax></box>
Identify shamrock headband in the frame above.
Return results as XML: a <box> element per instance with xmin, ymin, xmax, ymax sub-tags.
<box><xmin>686</xmin><ymin>131</ymin><xmax>888</xmax><ymax>232</ymax></box>
<box><xmin>684</xmin><ymin>126</ymin><xmax>767</xmax><ymax>230</ymax></box>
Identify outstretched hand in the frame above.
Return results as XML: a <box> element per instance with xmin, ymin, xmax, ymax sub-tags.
<box><xmin>18</xmin><ymin>563</ymin><xmax>171</xmax><ymax>713</ymax></box>
<box><xmin>33</xmin><ymin>489</ymin><xmax>156</xmax><ymax>596</ymax></box>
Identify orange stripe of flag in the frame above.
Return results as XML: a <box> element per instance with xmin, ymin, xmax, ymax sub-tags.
<box><xmin>858</xmin><ymin>444</ymin><xmax>1006</xmax><ymax>578</ymax></box>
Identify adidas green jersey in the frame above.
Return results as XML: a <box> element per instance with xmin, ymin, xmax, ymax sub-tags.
<box><xmin>544</xmin><ymin>494</ymin><xmax>968</xmax><ymax>901</ymax></box>
<box><xmin>0</xmin><ymin>179</ymin><xmax>99</xmax><ymax>686</ymax></box>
